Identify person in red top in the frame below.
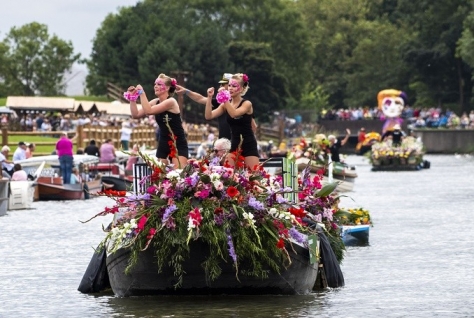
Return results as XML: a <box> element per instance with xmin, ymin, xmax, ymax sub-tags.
<box><xmin>56</xmin><ymin>132</ymin><xmax>74</xmax><ymax>184</ymax></box>
<box><xmin>358</xmin><ymin>127</ymin><xmax>366</xmax><ymax>143</ymax></box>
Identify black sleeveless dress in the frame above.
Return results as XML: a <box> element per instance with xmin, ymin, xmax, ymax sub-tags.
<box><xmin>155</xmin><ymin>111</ymin><xmax>189</xmax><ymax>159</ymax></box>
<box><xmin>226</xmin><ymin>99</ymin><xmax>259</xmax><ymax>157</ymax></box>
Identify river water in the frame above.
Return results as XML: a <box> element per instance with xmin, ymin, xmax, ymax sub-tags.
<box><xmin>0</xmin><ymin>155</ymin><xmax>473</xmax><ymax>318</ymax></box>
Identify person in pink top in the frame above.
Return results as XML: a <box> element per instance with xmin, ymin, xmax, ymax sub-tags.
<box><xmin>99</xmin><ymin>139</ymin><xmax>117</xmax><ymax>163</ymax></box>
<box><xmin>56</xmin><ymin>132</ymin><xmax>74</xmax><ymax>184</ymax></box>
<box><xmin>125</xmin><ymin>144</ymin><xmax>139</xmax><ymax>175</ymax></box>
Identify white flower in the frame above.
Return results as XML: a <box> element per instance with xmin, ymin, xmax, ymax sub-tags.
<box><xmin>210</xmin><ymin>172</ymin><xmax>221</xmax><ymax>181</ymax></box>
<box><xmin>269</xmin><ymin>208</ymin><xmax>278</xmax><ymax>217</ymax></box>
<box><xmin>166</xmin><ymin>170</ymin><xmax>181</xmax><ymax>180</ymax></box>
<box><xmin>213</xmin><ymin>180</ymin><xmax>224</xmax><ymax>190</ymax></box>
<box><xmin>187</xmin><ymin>218</ymin><xmax>196</xmax><ymax>231</ymax></box>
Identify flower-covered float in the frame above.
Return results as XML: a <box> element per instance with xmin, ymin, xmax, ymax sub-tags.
<box><xmin>335</xmin><ymin>207</ymin><xmax>373</xmax><ymax>245</ymax></box>
<box><xmin>289</xmin><ymin>135</ymin><xmax>358</xmax><ymax>192</ymax></box>
<box><xmin>79</xmin><ymin>141</ymin><xmax>355</xmax><ymax>296</ymax></box>
<box><xmin>367</xmin><ymin>89</ymin><xmax>430</xmax><ymax>171</ymax></box>
<box><xmin>369</xmin><ymin>136</ymin><xmax>430</xmax><ymax>171</ymax></box>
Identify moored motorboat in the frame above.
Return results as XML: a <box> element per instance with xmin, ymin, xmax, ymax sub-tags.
<box><xmin>8</xmin><ymin>161</ymin><xmax>46</xmax><ymax>210</ymax></box>
<box><xmin>295</xmin><ymin>157</ymin><xmax>357</xmax><ymax>192</ymax></box>
<box><xmin>340</xmin><ymin>225</ymin><xmax>370</xmax><ymax>245</ymax></box>
<box><xmin>101</xmin><ymin>175</ymin><xmax>133</xmax><ymax>191</ymax></box>
<box><xmin>16</xmin><ymin>155</ymin><xmax>103</xmax><ymax>201</ymax></box>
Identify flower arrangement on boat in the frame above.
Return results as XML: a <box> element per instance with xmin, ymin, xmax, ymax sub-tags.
<box><xmin>334</xmin><ymin>207</ymin><xmax>373</xmax><ymax>226</ymax></box>
<box><xmin>370</xmin><ymin>136</ymin><xmax>425</xmax><ymax>166</ymax></box>
<box><xmin>85</xmin><ymin>144</ymin><xmax>349</xmax><ymax>287</ymax></box>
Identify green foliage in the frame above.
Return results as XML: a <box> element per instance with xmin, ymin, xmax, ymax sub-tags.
<box><xmin>0</xmin><ymin>22</ymin><xmax>80</xmax><ymax>96</ymax></box>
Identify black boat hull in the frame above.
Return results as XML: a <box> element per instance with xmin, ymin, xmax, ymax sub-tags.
<box><xmin>106</xmin><ymin>241</ymin><xmax>318</xmax><ymax>297</ymax></box>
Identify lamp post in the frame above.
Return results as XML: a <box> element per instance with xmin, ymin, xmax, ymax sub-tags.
<box><xmin>170</xmin><ymin>70</ymin><xmax>191</xmax><ymax>120</ymax></box>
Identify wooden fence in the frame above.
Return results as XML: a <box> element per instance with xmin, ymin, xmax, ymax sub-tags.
<box><xmin>1</xmin><ymin>124</ymin><xmax>216</xmax><ymax>158</ymax></box>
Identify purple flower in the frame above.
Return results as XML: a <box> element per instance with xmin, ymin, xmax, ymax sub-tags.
<box><xmin>226</xmin><ymin>229</ymin><xmax>237</xmax><ymax>263</ymax></box>
<box><xmin>289</xmin><ymin>227</ymin><xmax>306</xmax><ymax>244</ymax></box>
<box><xmin>248</xmin><ymin>196</ymin><xmax>264</xmax><ymax>211</ymax></box>
<box><xmin>162</xmin><ymin>204</ymin><xmax>177</xmax><ymax>223</ymax></box>
<box><xmin>125</xmin><ymin>193</ymin><xmax>150</xmax><ymax>202</ymax></box>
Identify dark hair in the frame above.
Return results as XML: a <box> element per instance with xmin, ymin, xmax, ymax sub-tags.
<box><xmin>90</xmin><ymin>140</ymin><xmax>96</xmax><ymax>145</ymax></box>
<box><xmin>14</xmin><ymin>163</ymin><xmax>22</xmax><ymax>171</ymax></box>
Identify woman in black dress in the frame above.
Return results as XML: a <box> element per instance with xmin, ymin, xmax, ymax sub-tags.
<box><xmin>205</xmin><ymin>73</ymin><xmax>259</xmax><ymax>170</ymax></box>
<box><xmin>128</xmin><ymin>73</ymin><xmax>188</xmax><ymax>168</ymax></box>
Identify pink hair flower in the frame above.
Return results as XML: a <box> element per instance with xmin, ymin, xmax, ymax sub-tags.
<box><xmin>242</xmin><ymin>74</ymin><xmax>249</xmax><ymax>83</ymax></box>
<box><xmin>170</xmin><ymin>78</ymin><xmax>177</xmax><ymax>87</ymax></box>
<box><xmin>216</xmin><ymin>90</ymin><xmax>231</xmax><ymax>104</ymax></box>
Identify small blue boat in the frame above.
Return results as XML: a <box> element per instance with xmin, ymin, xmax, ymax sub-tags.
<box><xmin>340</xmin><ymin>225</ymin><xmax>370</xmax><ymax>245</ymax></box>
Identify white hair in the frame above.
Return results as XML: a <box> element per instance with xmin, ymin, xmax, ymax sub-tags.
<box><xmin>214</xmin><ymin>138</ymin><xmax>231</xmax><ymax>151</ymax></box>
<box><xmin>1</xmin><ymin>145</ymin><xmax>10</xmax><ymax>152</ymax></box>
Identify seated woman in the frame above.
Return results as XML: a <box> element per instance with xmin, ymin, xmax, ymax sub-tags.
<box><xmin>11</xmin><ymin>164</ymin><xmax>28</xmax><ymax>181</ymax></box>
<box><xmin>70</xmin><ymin>167</ymin><xmax>90</xmax><ymax>200</ymax></box>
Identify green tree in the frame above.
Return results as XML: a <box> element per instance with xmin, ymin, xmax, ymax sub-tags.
<box><xmin>0</xmin><ymin>22</ymin><xmax>80</xmax><ymax>96</ymax></box>
<box><xmin>86</xmin><ymin>0</ymin><xmax>310</xmax><ymax>116</ymax></box>
<box><xmin>396</xmin><ymin>0</ymin><xmax>472</xmax><ymax>111</ymax></box>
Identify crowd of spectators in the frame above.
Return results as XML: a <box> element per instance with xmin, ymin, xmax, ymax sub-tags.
<box><xmin>320</xmin><ymin>106</ymin><xmax>474</xmax><ymax>129</ymax></box>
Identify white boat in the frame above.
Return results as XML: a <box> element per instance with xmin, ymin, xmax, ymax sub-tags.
<box><xmin>15</xmin><ymin>154</ymin><xmax>101</xmax><ymax>169</ymax></box>
<box><xmin>295</xmin><ymin>157</ymin><xmax>357</xmax><ymax>193</ymax></box>
<box><xmin>8</xmin><ymin>161</ymin><xmax>46</xmax><ymax>210</ymax></box>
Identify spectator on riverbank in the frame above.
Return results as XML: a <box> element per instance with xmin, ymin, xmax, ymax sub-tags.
<box><xmin>12</xmin><ymin>141</ymin><xmax>27</xmax><ymax>162</ymax></box>
<box><xmin>26</xmin><ymin>143</ymin><xmax>35</xmax><ymax>159</ymax></box>
<box><xmin>84</xmin><ymin>140</ymin><xmax>100</xmax><ymax>157</ymax></box>
<box><xmin>99</xmin><ymin>139</ymin><xmax>117</xmax><ymax>163</ymax></box>
<box><xmin>56</xmin><ymin>132</ymin><xmax>74</xmax><ymax>184</ymax></box>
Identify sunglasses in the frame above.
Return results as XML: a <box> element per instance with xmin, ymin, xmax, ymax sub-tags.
<box><xmin>213</xmin><ymin>149</ymin><xmax>224</xmax><ymax>153</ymax></box>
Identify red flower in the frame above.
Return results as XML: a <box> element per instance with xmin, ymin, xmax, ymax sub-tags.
<box><xmin>226</xmin><ymin>186</ymin><xmax>240</xmax><ymax>198</ymax></box>
<box><xmin>137</xmin><ymin>215</ymin><xmax>148</xmax><ymax>231</ymax></box>
<box><xmin>276</xmin><ymin>238</ymin><xmax>285</xmax><ymax>249</ymax></box>
<box><xmin>289</xmin><ymin>206</ymin><xmax>306</xmax><ymax>218</ymax></box>
<box><xmin>214</xmin><ymin>207</ymin><xmax>224</xmax><ymax>215</ymax></box>
<box><xmin>147</xmin><ymin>228</ymin><xmax>156</xmax><ymax>239</ymax></box>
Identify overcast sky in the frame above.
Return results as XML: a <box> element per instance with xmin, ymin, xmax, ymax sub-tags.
<box><xmin>0</xmin><ymin>0</ymin><xmax>140</xmax><ymax>95</ymax></box>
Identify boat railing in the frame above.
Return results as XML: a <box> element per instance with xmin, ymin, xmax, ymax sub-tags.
<box><xmin>132</xmin><ymin>159</ymin><xmax>298</xmax><ymax>201</ymax></box>
<box><xmin>133</xmin><ymin>164</ymin><xmax>151</xmax><ymax>194</ymax></box>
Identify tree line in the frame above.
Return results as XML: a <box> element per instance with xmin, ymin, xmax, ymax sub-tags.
<box><xmin>1</xmin><ymin>0</ymin><xmax>474</xmax><ymax>122</ymax></box>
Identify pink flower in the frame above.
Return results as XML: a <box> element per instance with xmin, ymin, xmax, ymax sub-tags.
<box><xmin>137</xmin><ymin>215</ymin><xmax>148</xmax><ymax>231</ymax></box>
<box><xmin>242</xmin><ymin>74</ymin><xmax>249</xmax><ymax>83</ymax></box>
<box><xmin>123</xmin><ymin>91</ymin><xmax>140</xmax><ymax>101</ymax></box>
<box><xmin>170</xmin><ymin>78</ymin><xmax>177</xmax><ymax>87</ymax></box>
<box><xmin>216</xmin><ymin>90</ymin><xmax>231</xmax><ymax>104</ymax></box>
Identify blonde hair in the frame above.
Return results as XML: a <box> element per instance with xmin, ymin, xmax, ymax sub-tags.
<box><xmin>157</xmin><ymin>73</ymin><xmax>177</xmax><ymax>97</ymax></box>
<box><xmin>231</xmin><ymin>73</ymin><xmax>250</xmax><ymax>96</ymax></box>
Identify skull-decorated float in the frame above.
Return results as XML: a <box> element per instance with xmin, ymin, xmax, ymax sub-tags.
<box><xmin>368</xmin><ymin>89</ymin><xmax>430</xmax><ymax>171</ymax></box>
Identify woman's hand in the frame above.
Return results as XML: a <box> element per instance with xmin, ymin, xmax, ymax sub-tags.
<box><xmin>136</xmin><ymin>84</ymin><xmax>144</xmax><ymax>91</ymax></box>
<box><xmin>175</xmin><ymin>85</ymin><xmax>185</xmax><ymax>94</ymax></box>
<box><xmin>127</xmin><ymin>86</ymin><xmax>136</xmax><ymax>92</ymax></box>
<box><xmin>346</xmin><ymin>128</ymin><xmax>351</xmax><ymax>135</ymax></box>
<box><xmin>207</xmin><ymin>87</ymin><xmax>215</xmax><ymax>97</ymax></box>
